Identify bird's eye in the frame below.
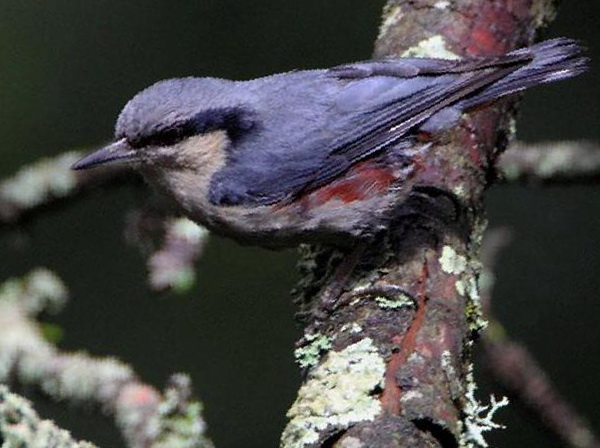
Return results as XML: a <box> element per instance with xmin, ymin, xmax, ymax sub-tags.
<box><xmin>125</xmin><ymin>107</ymin><xmax>254</xmax><ymax>149</ymax></box>
<box><xmin>129</xmin><ymin>124</ymin><xmax>191</xmax><ymax>149</ymax></box>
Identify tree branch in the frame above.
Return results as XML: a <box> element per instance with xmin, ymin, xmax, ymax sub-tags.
<box><xmin>499</xmin><ymin>140</ymin><xmax>600</xmax><ymax>184</ymax></box>
<box><xmin>479</xmin><ymin>229</ymin><xmax>600</xmax><ymax>448</ymax></box>
<box><xmin>125</xmin><ymin>204</ymin><xmax>210</xmax><ymax>292</ymax></box>
<box><xmin>0</xmin><ymin>153</ymin><xmax>210</xmax><ymax>293</ymax></box>
<box><xmin>282</xmin><ymin>1</ymin><xmax>561</xmax><ymax>447</ymax></box>
<box><xmin>0</xmin><ymin>385</ymin><xmax>98</xmax><ymax>448</ymax></box>
<box><xmin>0</xmin><ymin>269</ymin><xmax>213</xmax><ymax>448</ymax></box>
<box><xmin>0</xmin><ymin>151</ymin><xmax>130</xmax><ymax>224</ymax></box>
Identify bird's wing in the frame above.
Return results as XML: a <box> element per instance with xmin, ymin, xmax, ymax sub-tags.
<box><xmin>298</xmin><ymin>57</ymin><xmax>527</xmax><ymax>194</ymax></box>
<box><xmin>210</xmin><ymin>53</ymin><xmax>531</xmax><ymax>206</ymax></box>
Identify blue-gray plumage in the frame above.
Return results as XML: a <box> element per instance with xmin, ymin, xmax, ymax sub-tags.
<box><xmin>73</xmin><ymin>38</ymin><xmax>587</xmax><ymax>247</ymax></box>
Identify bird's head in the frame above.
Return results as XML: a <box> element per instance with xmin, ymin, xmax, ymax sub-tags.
<box><xmin>72</xmin><ymin>77</ymin><xmax>254</xmax><ymax>173</ymax></box>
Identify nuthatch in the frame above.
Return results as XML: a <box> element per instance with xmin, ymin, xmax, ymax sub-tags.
<box><xmin>73</xmin><ymin>39</ymin><xmax>586</xmax><ymax>248</ymax></box>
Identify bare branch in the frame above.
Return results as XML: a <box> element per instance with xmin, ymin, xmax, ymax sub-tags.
<box><xmin>0</xmin><ymin>151</ymin><xmax>131</xmax><ymax>224</ymax></box>
<box><xmin>125</xmin><ymin>205</ymin><xmax>210</xmax><ymax>292</ymax></box>
<box><xmin>0</xmin><ymin>385</ymin><xmax>98</xmax><ymax>448</ymax></box>
<box><xmin>0</xmin><ymin>269</ymin><xmax>213</xmax><ymax>448</ymax></box>
<box><xmin>0</xmin><ymin>152</ymin><xmax>211</xmax><ymax>293</ymax></box>
<box><xmin>499</xmin><ymin>140</ymin><xmax>600</xmax><ymax>184</ymax></box>
<box><xmin>483</xmin><ymin>338</ymin><xmax>600</xmax><ymax>448</ymax></box>
<box><xmin>479</xmin><ymin>230</ymin><xmax>600</xmax><ymax>448</ymax></box>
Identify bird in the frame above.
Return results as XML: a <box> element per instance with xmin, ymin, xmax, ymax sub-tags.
<box><xmin>73</xmin><ymin>38</ymin><xmax>587</xmax><ymax>248</ymax></box>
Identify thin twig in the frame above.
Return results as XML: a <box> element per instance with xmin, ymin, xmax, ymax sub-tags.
<box><xmin>480</xmin><ymin>229</ymin><xmax>600</xmax><ymax>448</ymax></box>
<box><xmin>499</xmin><ymin>140</ymin><xmax>600</xmax><ymax>184</ymax></box>
<box><xmin>125</xmin><ymin>205</ymin><xmax>210</xmax><ymax>292</ymax></box>
<box><xmin>0</xmin><ymin>151</ymin><xmax>131</xmax><ymax>224</ymax></box>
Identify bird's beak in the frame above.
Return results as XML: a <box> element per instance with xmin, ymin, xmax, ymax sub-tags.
<box><xmin>71</xmin><ymin>139</ymin><xmax>139</xmax><ymax>170</ymax></box>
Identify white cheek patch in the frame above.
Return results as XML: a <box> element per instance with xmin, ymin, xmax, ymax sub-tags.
<box><xmin>177</xmin><ymin>131</ymin><xmax>229</xmax><ymax>171</ymax></box>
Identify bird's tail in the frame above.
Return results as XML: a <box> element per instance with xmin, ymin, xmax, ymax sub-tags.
<box><xmin>460</xmin><ymin>38</ymin><xmax>588</xmax><ymax>109</ymax></box>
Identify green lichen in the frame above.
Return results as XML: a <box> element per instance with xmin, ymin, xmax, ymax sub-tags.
<box><xmin>455</xmin><ymin>279</ymin><xmax>467</xmax><ymax>296</ymax></box>
<box><xmin>0</xmin><ymin>385</ymin><xmax>98</xmax><ymax>448</ymax></box>
<box><xmin>339</xmin><ymin>323</ymin><xmax>363</xmax><ymax>334</ymax></box>
<box><xmin>456</xmin><ymin>275</ymin><xmax>479</xmax><ymax>300</ymax></box>
<box><xmin>349</xmin><ymin>323</ymin><xmax>363</xmax><ymax>334</ymax></box>
<box><xmin>439</xmin><ymin>246</ymin><xmax>487</xmax><ymax>332</ymax></box>
<box><xmin>170</xmin><ymin>217</ymin><xmax>208</xmax><ymax>243</ymax></box>
<box><xmin>154</xmin><ymin>386</ymin><xmax>213</xmax><ymax>448</ymax></box>
<box><xmin>440</xmin><ymin>246</ymin><xmax>468</xmax><ymax>275</ymax></box>
<box><xmin>399</xmin><ymin>389</ymin><xmax>424</xmax><ymax>405</ymax></box>
<box><xmin>530</xmin><ymin>0</ymin><xmax>557</xmax><ymax>29</ymax></box>
<box><xmin>168</xmin><ymin>268</ymin><xmax>197</xmax><ymax>294</ymax></box>
<box><xmin>378</xmin><ymin>4</ymin><xmax>404</xmax><ymax>40</ymax></box>
<box><xmin>40</xmin><ymin>322</ymin><xmax>65</xmax><ymax>344</ymax></box>
<box><xmin>336</xmin><ymin>436</ymin><xmax>366</xmax><ymax>448</ymax></box>
<box><xmin>294</xmin><ymin>333</ymin><xmax>333</xmax><ymax>369</ymax></box>
<box><xmin>433</xmin><ymin>0</ymin><xmax>451</xmax><ymax>9</ymax></box>
<box><xmin>508</xmin><ymin>117</ymin><xmax>519</xmax><ymax>141</ymax></box>
<box><xmin>458</xmin><ymin>364</ymin><xmax>509</xmax><ymax>448</ymax></box>
<box><xmin>452</xmin><ymin>183</ymin><xmax>468</xmax><ymax>200</ymax></box>
<box><xmin>282</xmin><ymin>338</ymin><xmax>385</xmax><ymax>448</ymax></box>
<box><xmin>149</xmin><ymin>218</ymin><xmax>209</xmax><ymax>293</ymax></box>
<box><xmin>115</xmin><ymin>376</ymin><xmax>212</xmax><ymax>448</ymax></box>
<box><xmin>502</xmin><ymin>142</ymin><xmax>591</xmax><ymax>182</ymax></box>
<box><xmin>374</xmin><ymin>291</ymin><xmax>415</xmax><ymax>310</ymax></box>
<box><xmin>462</xmin><ymin>274</ymin><xmax>487</xmax><ymax>333</ymax></box>
<box><xmin>440</xmin><ymin>351</ymin><xmax>456</xmax><ymax>379</ymax></box>
<box><xmin>440</xmin><ymin>350</ymin><xmax>464</xmax><ymax>401</ymax></box>
<box><xmin>350</xmin><ymin>283</ymin><xmax>415</xmax><ymax>310</ymax></box>
<box><xmin>465</xmin><ymin>301</ymin><xmax>487</xmax><ymax>333</ymax></box>
<box><xmin>402</xmin><ymin>35</ymin><xmax>460</xmax><ymax>59</ymax></box>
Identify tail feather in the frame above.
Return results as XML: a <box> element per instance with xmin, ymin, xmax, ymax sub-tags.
<box><xmin>461</xmin><ymin>38</ymin><xmax>588</xmax><ymax>109</ymax></box>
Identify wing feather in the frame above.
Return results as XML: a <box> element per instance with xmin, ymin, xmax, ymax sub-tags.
<box><xmin>207</xmin><ymin>39</ymin><xmax>586</xmax><ymax>206</ymax></box>
<box><xmin>211</xmin><ymin>52</ymin><xmax>532</xmax><ymax>206</ymax></box>
<box><xmin>300</xmin><ymin>63</ymin><xmax>522</xmax><ymax>193</ymax></box>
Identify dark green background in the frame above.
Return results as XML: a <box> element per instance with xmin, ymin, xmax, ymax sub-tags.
<box><xmin>0</xmin><ymin>1</ymin><xmax>598</xmax><ymax>447</ymax></box>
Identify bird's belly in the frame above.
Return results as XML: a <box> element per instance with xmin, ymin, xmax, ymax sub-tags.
<box><xmin>206</xmin><ymin>162</ymin><xmax>403</xmax><ymax>248</ymax></box>
<box><xmin>205</xmin><ymin>195</ymin><xmax>396</xmax><ymax>248</ymax></box>
<box><xmin>148</xmin><ymin>161</ymin><xmax>405</xmax><ymax>248</ymax></box>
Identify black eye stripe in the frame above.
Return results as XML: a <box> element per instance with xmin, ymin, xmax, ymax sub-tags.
<box><xmin>128</xmin><ymin>122</ymin><xmax>194</xmax><ymax>148</ymax></box>
<box><xmin>127</xmin><ymin>107</ymin><xmax>254</xmax><ymax>148</ymax></box>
